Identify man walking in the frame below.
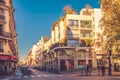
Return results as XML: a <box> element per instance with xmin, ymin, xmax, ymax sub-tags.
<box><xmin>101</xmin><ymin>65</ymin><xmax>105</xmax><ymax>76</ymax></box>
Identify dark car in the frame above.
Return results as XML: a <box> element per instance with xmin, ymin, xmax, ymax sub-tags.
<box><xmin>21</xmin><ymin>66</ymin><xmax>31</xmax><ymax>75</ymax></box>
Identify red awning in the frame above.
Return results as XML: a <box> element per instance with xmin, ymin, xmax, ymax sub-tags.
<box><xmin>10</xmin><ymin>55</ymin><xmax>18</xmax><ymax>62</ymax></box>
<box><xmin>10</xmin><ymin>55</ymin><xmax>17</xmax><ymax>59</ymax></box>
<box><xmin>0</xmin><ymin>54</ymin><xmax>18</xmax><ymax>62</ymax></box>
<box><xmin>0</xmin><ymin>54</ymin><xmax>10</xmax><ymax>60</ymax></box>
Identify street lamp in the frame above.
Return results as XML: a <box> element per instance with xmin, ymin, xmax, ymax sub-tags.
<box><xmin>108</xmin><ymin>50</ymin><xmax>112</xmax><ymax>76</ymax></box>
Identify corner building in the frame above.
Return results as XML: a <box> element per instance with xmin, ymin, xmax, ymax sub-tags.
<box><xmin>0</xmin><ymin>0</ymin><xmax>18</xmax><ymax>74</ymax></box>
<box><xmin>42</xmin><ymin>8</ymin><xmax>102</xmax><ymax>72</ymax></box>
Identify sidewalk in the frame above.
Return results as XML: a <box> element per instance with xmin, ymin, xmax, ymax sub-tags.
<box><xmin>59</xmin><ymin>70</ymin><xmax>120</xmax><ymax>77</ymax></box>
<box><xmin>0</xmin><ymin>75</ymin><xmax>14</xmax><ymax>80</ymax></box>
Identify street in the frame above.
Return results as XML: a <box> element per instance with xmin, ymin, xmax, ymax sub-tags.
<box><xmin>0</xmin><ymin>69</ymin><xmax>120</xmax><ymax>80</ymax></box>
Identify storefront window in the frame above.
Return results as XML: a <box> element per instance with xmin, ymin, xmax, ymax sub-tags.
<box><xmin>78</xmin><ymin>60</ymin><xmax>86</xmax><ymax>69</ymax></box>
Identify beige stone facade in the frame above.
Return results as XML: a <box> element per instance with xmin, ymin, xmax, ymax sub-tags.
<box><xmin>24</xmin><ymin>8</ymin><xmax>103</xmax><ymax>72</ymax></box>
<box><xmin>0</xmin><ymin>0</ymin><xmax>18</xmax><ymax>74</ymax></box>
<box><xmin>42</xmin><ymin>8</ymin><xmax>97</xmax><ymax>72</ymax></box>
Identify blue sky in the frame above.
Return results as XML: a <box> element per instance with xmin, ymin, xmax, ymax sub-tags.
<box><xmin>13</xmin><ymin>0</ymin><xmax>100</xmax><ymax>61</ymax></box>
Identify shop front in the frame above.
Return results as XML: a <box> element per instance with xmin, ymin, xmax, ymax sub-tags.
<box><xmin>0</xmin><ymin>54</ymin><xmax>18</xmax><ymax>75</ymax></box>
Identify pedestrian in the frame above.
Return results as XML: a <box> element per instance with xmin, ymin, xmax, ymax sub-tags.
<box><xmin>86</xmin><ymin>64</ymin><xmax>91</xmax><ymax>76</ymax></box>
<box><xmin>0</xmin><ymin>65</ymin><xmax>2</xmax><ymax>76</ymax></box>
<box><xmin>101</xmin><ymin>65</ymin><xmax>105</xmax><ymax>76</ymax></box>
<box><xmin>4</xmin><ymin>65</ymin><xmax>7</xmax><ymax>75</ymax></box>
<box><xmin>97</xmin><ymin>66</ymin><xmax>101</xmax><ymax>76</ymax></box>
<box><xmin>2</xmin><ymin>65</ymin><xmax>5</xmax><ymax>75</ymax></box>
<box><xmin>114</xmin><ymin>63</ymin><xmax>117</xmax><ymax>71</ymax></box>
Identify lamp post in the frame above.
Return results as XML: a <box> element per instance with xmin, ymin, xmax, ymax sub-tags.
<box><xmin>108</xmin><ymin>50</ymin><xmax>112</xmax><ymax>76</ymax></box>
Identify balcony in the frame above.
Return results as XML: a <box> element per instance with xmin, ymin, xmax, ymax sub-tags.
<box><xmin>0</xmin><ymin>0</ymin><xmax>5</xmax><ymax>4</ymax></box>
<box><xmin>67</xmin><ymin>34</ymin><xmax>79</xmax><ymax>38</ymax></box>
<box><xmin>80</xmin><ymin>34</ymin><xmax>92</xmax><ymax>38</ymax></box>
<box><xmin>80</xmin><ymin>40</ymin><xmax>92</xmax><ymax>47</ymax></box>
<box><xmin>0</xmin><ymin>31</ymin><xmax>12</xmax><ymax>39</ymax></box>
<box><xmin>0</xmin><ymin>15</ymin><xmax>5</xmax><ymax>21</ymax></box>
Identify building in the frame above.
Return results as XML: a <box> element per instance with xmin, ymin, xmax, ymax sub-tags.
<box><xmin>25</xmin><ymin>36</ymin><xmax>50</xmax><ymax>67</ymax></box>
<box><xmin>41</xmin><ymin>7</ymin><xmax>102</xmax><ymax>72</ymax></box>
<box><xmin>24</xmin><ymin>7</ymin><xmax>103</xmax><ymax>72</ymax></box>
<box><xmin>0</xmin><ymin>0</ymin><xmax>18</xmax><ymax>74</ymax></box>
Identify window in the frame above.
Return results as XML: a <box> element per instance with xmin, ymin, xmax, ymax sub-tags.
<box><xmin>0</xmin><ymin>25</ymin><xmax>3</xmax><ymax>35</ymax></box>
<box><xmin>0</xmin><ymin>41</ymin><xmax>3</xmax><ymax>52</ymax></box>
<box><xmin>80</xmin><ymin>30</ymin><xmax>92</xmax><ymax>38</ymax></box>
<box><xmin>0</xmin><ymin>8</ymin><xmax>3</xmax><ymax>15</ymax></box>
<box><xmin>0</xmin><ymin>8</ymin><xmax>4</xmax><ymax>20</ymax></box>
<box><xmin>68</xmin><ymin>39</ymin><xmax>79</xmax><ymax>47</ymax></box>
<box><xmin>0</xmin><ymin>0</ymin><xmax>5</xmax><ymax>3</ymax></box>
<box><xmin>68</xmin><ymin>20</ymin><xmax>78</xmax><ymax>27</ymax></box>
<box><xmin>67</xmin><ymin>30</ymin><xmax>79</xmax><ymax>37</ymax></box>
<box><xmin>58</xmin><ymin>50</ymin><xmax>66</xmax><ymax>56</ymax></box>
<box><xmin>80</xmin><ymin>21</ymin><xmax>92</xmax><ymax>28</ymax></box>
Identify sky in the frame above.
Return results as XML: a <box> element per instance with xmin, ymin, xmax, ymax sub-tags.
<box><xmin>12</xmin><ymin>0</ymin><xmax>100</xmax><ymax>61</ymax></box>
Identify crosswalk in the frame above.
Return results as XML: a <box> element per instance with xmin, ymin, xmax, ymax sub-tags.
<box><xmin>23</xmin><ymin>74</ymin><xmax>61</xmax><ymax>78</ymax></box>
<box><xmin>2</xmin><ymin>74</ymin><xmax>62</xmax><ymax>80</ymax></box>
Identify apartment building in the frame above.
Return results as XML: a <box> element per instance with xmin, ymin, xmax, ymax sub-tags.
<box><xmin>0</xmin><ymin>0</ymin><xmax>18</xmax><ymax>74</ymax></box>
<box><xmin>25</xmin><ymin>36</ymin><xmax>50</xmax><ymax>67</ymax></box>
<box><xmin>42</xmin><ymin>8</ymin><xmax>102</xmax><ymax>72</ymax></box>
<box><xmin>24</xmin><ymin>7</ymin><xmax>102</xmax><ymax>72</ymax></box>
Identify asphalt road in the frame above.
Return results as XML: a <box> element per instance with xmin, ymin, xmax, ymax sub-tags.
<box><xmin>1</xmin><ymin>69</ymin><xmax>120</xmax><ymax>80</ymax></box>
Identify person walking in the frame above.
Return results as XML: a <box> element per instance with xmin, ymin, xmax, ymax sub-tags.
<box><xmin>101</xmin><ymin>65</ymin><xmax>105</xmax><ymax>76</ymax></box>
<box><xmin>97</xmin><ymin>66</ymin><xmax>101</xmax><ymax>76</ymax></box>
<box><xmin>0</xmin><ymin>65</ymin><xmax>2</xmax><ymax>76</ymax></box>
<box><xmin>4</xmin><ymin>65</ymin><xmax>7</xmax><ymax>75</ymax></box>
<box><xmin>86</xmin><ymin>64</ymin><xmax>91</xmax><ymax>76</ymax></box>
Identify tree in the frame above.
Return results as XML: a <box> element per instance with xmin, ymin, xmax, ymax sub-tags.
<box><xmin>100</xmin><ymin>0</ymin><xmax>120</xmax><ymax>52</ymax></box>
<box><xmin>85</xmin><ymin>39</ymin><xmax>92</xmax><ymax>47</ymax></box>
<box><xmin>63</xmin><ymin>5</ymin><xmax>77</xmax><ymax>15</ymax></box>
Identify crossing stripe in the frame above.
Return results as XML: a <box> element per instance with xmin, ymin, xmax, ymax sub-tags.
<box><xmin>31</xmin><ymin>75</ymin><xmax>35</xmax><ymax>77</ymax></box>
<box><xmin>24</xmin><ymin>76</ymin><xmax>28</xmax><ymax>78</ymax></box>
<box><xmin>2</xmin><ymin>79</ymin><xmax>9</xmax><ymax>80</ymax></box>
<box><xmin>36</xmin><ymin>75</ymin><xmax>42</xmax><ymax>77</ymax></box>
<box><xmin>42</xmin><ymin>74</ymin><xmax>48</xmax><ymax>77</ymax></box>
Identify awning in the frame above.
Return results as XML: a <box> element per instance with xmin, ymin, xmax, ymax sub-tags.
<box><xmin>10</xmin><ymin>55</ymin><xmax>18</xmax><ymax>62</ymax></box>
<box><xmin>10</xmin><ymin>55</ymin><xmax>17</xmax><ymax>59</ymax></box>
<box><xmin>0</xmin><ymin>54</ymin><xmax>18</xmax><ymax>62</ymax></box>
<box><xmin>0</xmin><ymin>54</ymin><xmax>10</xmax><ymax>60</ymax></box>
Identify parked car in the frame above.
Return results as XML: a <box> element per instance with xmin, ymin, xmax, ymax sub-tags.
<box><xmin>21</xmin><ymin>66</ymin><xmax>31</xmax><ymax>75</ymax></box>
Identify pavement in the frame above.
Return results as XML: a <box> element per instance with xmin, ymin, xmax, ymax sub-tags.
<box><xmin>0</xmin><ymin>69</ymin><xmax>120</xmax><ymax>80</ymax></box>
<box><xmin>59</xmin><ymin>70</ymin><xmax>120</xmax><ymax>76</ymax></box>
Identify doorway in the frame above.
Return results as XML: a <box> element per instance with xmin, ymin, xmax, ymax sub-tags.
<box><xmin>60</xmin><ymin>59</ymin><xmax>66</xmax><ymax>71</ymax></box>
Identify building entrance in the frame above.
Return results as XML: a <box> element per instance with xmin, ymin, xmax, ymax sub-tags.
<box><xmin>60</xmin><ymin>59</ymin><xmax>66</xmax><ymax>71</ymax></box>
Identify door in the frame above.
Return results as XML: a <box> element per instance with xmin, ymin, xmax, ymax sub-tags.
<box><xmin>60</xmin><ymin>59</ymin><xmax>66</xmax><ymax>71</ymax></box>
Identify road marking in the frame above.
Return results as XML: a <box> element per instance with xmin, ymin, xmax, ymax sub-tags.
<box><xmin>31</xmin><ymin>75</ymin><xmax>36</xmax><ymax>77</ymax></box>
<box><xmin>42</xmin><ymin>74</ymin><xmax>48</xmax><ymax>77</ymax></box>
<box><xmin>2</xmin><ymin>79</ymin><xmax>9</xmax><ymax>80</ymax></box>
<box><xmin>48</xmin><ymin>74</ymin><xmax>56</xmax><ymax>76</ymax></box>
<box><xmin>24</xmin><ymin>76</ymin><xmax>28</xmax><ymax>78</ymax></box>
<box><xmin>37</xmin><ymin>75</ymin><xmax>42</xmax><ymax>77</ymax></box>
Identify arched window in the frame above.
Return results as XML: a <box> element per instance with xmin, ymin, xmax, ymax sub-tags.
<box><xmin>58</xmin><ymin>50</ymin><xmax>66</xmax><ymax>56</ymax></box>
